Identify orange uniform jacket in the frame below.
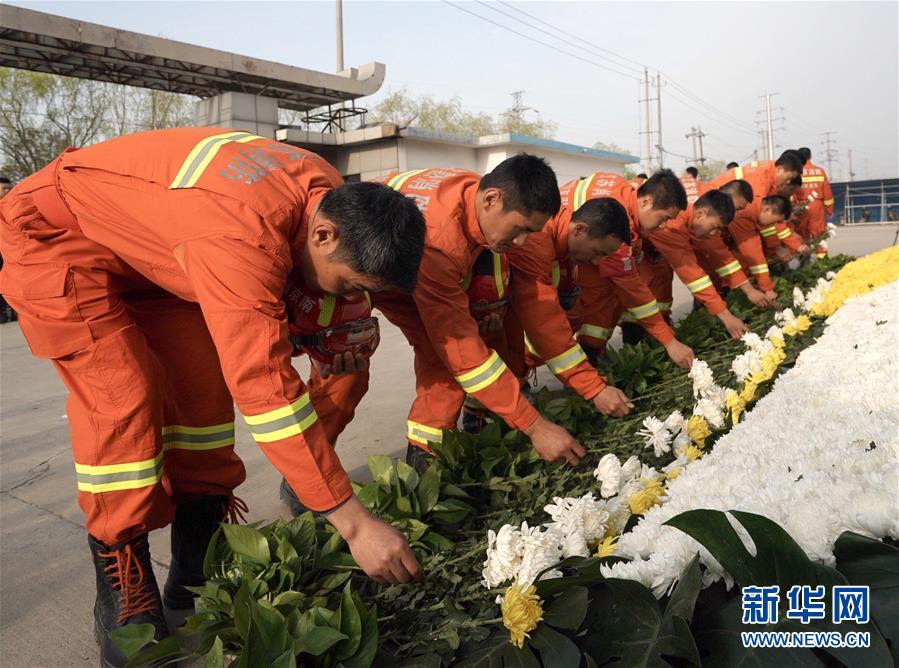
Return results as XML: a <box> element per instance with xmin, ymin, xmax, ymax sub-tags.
<box><xmin>562</xmin><ymin>173</ymin><xmax>676</xmax><ymax>348</ymax></box>
<box><xmin>6</xmin><ymin>128</ymin><xmax>355</xmax><ymax>512</ymax></box>
<box><xmin>375</xmin><ymin>169</ymin><xmax>539</xmax><ymax>432</ymax></box>
<box><xmin>679</xmin><ymin>175</ymin><xmax>705</xmax><ymax>205</ymax></box>
<box><xmin>505</xmin><ymin>210</ymin><xmax>606</xmax><ymax>399</ymax></box>
<box><xmin>796</xmin><ymin>162</ymin><xmax>835</xmax><ymax>216</ymax></box>
<box><xmin>643</xmin><ymin>205</ymin><xmax>728</xmax><ymax>316</ymax></box>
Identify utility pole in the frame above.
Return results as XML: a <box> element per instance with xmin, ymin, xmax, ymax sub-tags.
<box><xmin>821</xmin><ymin>131</ymin><xmax>837</xmax><ymax>175</ymax></box>
<box><xmin>641</xmin><ymin>68</ymin><xmax>653</xmax><ymax>173</ymax></box>
<box><xmin>764</xmin><ymin>93</ymin><xmax>775</xmax><ymax>160</ymax></box>
<box><xmin>685</xmin><ymin>126</ymin><xmax>707</xmax><ymax>169</ymax></box>
<box><xmin>336</xmin><ymin>0</ymin><xmax>344</xmax><ymax>72</ymax></box>
<box><xmin>847</xmin><ymin>148</ymin><xmax>854</xmax><ymax>182</ymax></box>
<box><xmin>655</xmin><ymin>71</ymin><xmax>663</xmax><ymax>168</ymax></box>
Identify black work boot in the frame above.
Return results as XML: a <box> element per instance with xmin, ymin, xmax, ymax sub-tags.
<box><xmin>461</xmin><ymin>407</ymin><xmax>487</xmax><ymax>435</ymax></box>
<box><xmin>163</xmin><ymin>496</ymin><xmax>227</xmax><ymax>610</ymax></box>
<box><xmin>405</xmin><ymin>443</ymin><xmax>434</xmax><ymax>474</ymax></box>
<box><xmin>621</xmin><ymin>322</ymin><xmax>644</xmax><ymax>345</ymax></box>
<box><xmin>89</xmin><ymin>533</ymin><xmax>168</xmax><ymax>667</ymax></box>
<box><xmin>279</xmin><ymin>477</ymin><xmax>309</xmax><ymax>516</ymax></box>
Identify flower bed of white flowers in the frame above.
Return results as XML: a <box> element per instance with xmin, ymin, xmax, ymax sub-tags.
<box><xmin>602</xmin><ymin>279</ymin><xmax>899</xmax><ymax>595</ymax></box>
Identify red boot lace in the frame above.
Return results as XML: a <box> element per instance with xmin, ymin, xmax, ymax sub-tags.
<box><xmin>98</xmin><ymin>543</ymin><xmax>160</xmax><ymax>624</ymax></box>
<box><xmin>223</xmin><ymin>495</ymin><xmax>248</xmax><ymax>524</ymax></box>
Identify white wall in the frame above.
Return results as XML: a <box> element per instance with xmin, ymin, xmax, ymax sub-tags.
<box><xmin>399</xmin><ymin>140</ymin><xmax>479</xmax><ymax>174</ymax></box>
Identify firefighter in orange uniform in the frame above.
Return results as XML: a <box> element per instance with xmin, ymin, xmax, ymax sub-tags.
<box><xmin>680</xmin><ymin>166</ymin><xmax>706</xmax><ymax>205</ymax></box>
<box><xmin>0</xmin><ymin>128</ymin><xmax>427</xmax><ymax>665</ymax></box>
<box><xmin>504</xmin><ymin>197</ymin><xmax>634</xmax><ymax>416</ymax></box>
<box><xmin>374</xmin><ymin>157</ymin><xmax>587</xmax><ymax>472</ymax></box>
<box><xmin>563</xmin><ymin>169</ymin><xmax>696</xmax><ymax>368</ymax></box>
<box><xmin>793</xmin><ymin>147</ymin><xmax>834</xmax><ymax>258</ymax></box>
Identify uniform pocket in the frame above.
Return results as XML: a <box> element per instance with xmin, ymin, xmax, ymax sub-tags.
<box><xmin>0</xmin><ymin>262</ymin><xmax>94</xmax><ymax>358</ymax></box>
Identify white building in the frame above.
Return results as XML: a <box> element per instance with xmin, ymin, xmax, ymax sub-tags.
<box><xmin>277</xmin><ymin>124</ymin><xmax>639</xmax><ymax>183</ymax></box>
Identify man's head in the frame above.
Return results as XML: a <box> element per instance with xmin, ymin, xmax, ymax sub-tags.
<box><xmin>691</xmin><ymin>189</ymin><xmax>736</xmax><ymax>238</ymax></box>
<box><xmin>635</xmin><ymin>168</ymin><xmax>688</xmax><ymax>231</ymax></box>
<box><xmin>302</xmin><ymin>182</ymin><xmax>426</xmax><ymax>296</ymax></box>
<box><xmin>636</xmin><ymin>173</ymin><xmax>648</xmax><ymax>180</ymax></box>
<box><xmin>759</xmin><ymin>195</ymin><xmax>792</xmax><ymax>227</ymax></box>
<box><xmin>684</xmin><ymin>166</ymin><xmax>699</xmax><ymax>179</ymax></box>
<box><xmin>719</xmin><ymin>179</ymin><xmax>754</xmax><ymax>211</ymax></box>
<box><xmin>0</xmin><ymin>176</ymin><xmax>12</xmax><ymax>199</ymax></box>
<box><xmin>778</xmin><ymin>174</ymin><xmax>802</xmax><ymax>198</ymax></box>
<box><xmin>774</xmin><ymin>150</ymin><xmax>804</xmax><ymax>189</ymax></box>
<box><xmin>567</xmin><ymin>197</ymin><xmax>631</xmax><ymax>263</ymax></box>
<box><xmin>797</xmin><ymin>147</ymin><xmax>811</xmax><ymax>165</ymax></box>
<box><xmin>726</xmin><ymin>161</ymin><xmax>740</xmax><ymax>170</ymax></box>
<box><xmin>476</xmin><ymin>154</ymin><xmax>560</xmax><ymax>252</ymax></box>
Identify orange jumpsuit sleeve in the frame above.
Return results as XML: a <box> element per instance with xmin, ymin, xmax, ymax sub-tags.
<box><xmin>760</xmin><ymin>221</ymin><xmax>802</xmax><ymax>254</ymax></box>
<box><xmin>180</xmin><ymin>236</ymin><xmax>352</xmax><ymax>512</ymax></box>
<box><xmin>649</xmin><ymin>229</ymin><xmax>727</xmax><ymax>316</ymax></box>
<box><xmin>507</xmin><ymin>238</ymin><xmax>606</xmax><ymax>400</ymax></box>
<box><xmin>414</xmin><ymin>247</ymin><xmax>539</xmax><ymax>431</ymax></box>
<box><xmin>729</xmin><ymin>219</ymin><xmax>775</xmax><ymax>291</ymax></box>
<box><xmin>597</xmin><ymin>247</ymin><xmax>676</xmax><ymax>345</ymax></box>
<box><xmin>693</xmin><ymin>234</ymin><xmax>749</xmax><ymax>289</ymax></box>
<box><xmin>822</xmin><ymin>176</ymin><xmax>834</xmax><ymax>216</ymax></box>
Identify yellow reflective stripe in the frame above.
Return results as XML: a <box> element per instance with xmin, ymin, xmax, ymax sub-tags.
<box><xmin>716</xmin><ymin>260</ymin><xmax>741</xmax><ymax>277</ymax></box>
<box><xmin>577</xmin><ymin>324</ymin><xmax>612</xmax><ymax>340</ymax></box>
<box><xmin>619</xmin><ymin>311</ymin><xmax>636</xmax><ymax>323</ymax></box>
<box><xmin>364</xmin><ymin>291</ymin><xmax>372</xmax><ymax>306</ymax></box>
<box><xmin>815</xmin><ymin>251</ymin><xmax>827</xmax><ymax>257</ymax></box>
<box><xmin>407</xmin><ymin>420</ymin><xmax>442</xmax><ymax>445</ymax></box>
<box><xmin>759</xmin><ymin>225</ymin><xmax>778</xmax><ymax>237</ymax></box>
<box><xmin>545</xmin><ymin>344</ymin><xmax>588</xmax><ymax>375</ymax></box>
<box><xmin>573</xmin><ymin>176</ymin><xmax>592</xmax><ymax>210</ymax></box>
<box><xmin>162</xmin><ymin>421</ymin><xmax>235</xmax><ymax>451</ymax></box>
<box><xmin>317</xmin><ymin>295</ymin><xmax>337</xmax><ymax>327</ymax></box>
<box><xmin>686</xmin><ymin>275</ymin><xmax>714</xmax><ymax>293</ymax></box>
<box><xmin>657</xmin><ymin>301</ymin><xmax>673</xmax><ymax>311</ymax></box>
<box><xmin>244</xmin><ymin>394</ymin><xmax>318</xmax><ymax>443</ymax></box>
<box><xmin>750</xmin><ymin>161</ymin><xmax>759</xmax><ymax>167</ymax></box>
<box><xmin>734</xmin><ymin>166</ymin><xmax>744</xmax><ymax>180</ymax></box>
<box><xmin>492</xmin><ymin>251</ymin><xmax>505</xmax><ymax>299</ymax></box>
<box><xmin>551</xmin><ymin>261</ymin><xmax>561</xmax><ymax>288</ymax></box>
<box><xmin>749</xmin><ymin>264</ymin><xmax>769</xmax><ymax>275</ymax></box>
<box><xmin>524</xmin><ymin>334</ymin><xmax>538</xmax><ymax>356</ymax></box>
<box><xmin>802</xmin><ymin>175</ymin><xmax>825</xmax><ymax>183</ymax></box>
<box><xmin>169</xmin><ymin>131</ymin><xmax>262</xmax><ymax>189</ymax></box>
<box><xmin>75</xmin><ymin>452</ymin><xmax>164</xmax><ymax>493</ymax></box>
<box><xmin>823</xmin><ymin>198</ymin><xmax>834</xmax><ymax>206</ymax></box>
<box><xmin>777</xmin><ymin>228</ymin><xmax>792</xmax><ymax>240</ymax></box>
<box><xmin>455</xmin><ymin>351</ymin><xmax>507</xmax><ymax>393</ymax></box>
<box><xmin>387</xmin><ymin>169</ymin><xmax>428</xmax><ymax>192</ymax></box>
<box><xmin>628</xmin><ymin>300</ymin><xmax>660</xmax><ymax>320</ymax></box>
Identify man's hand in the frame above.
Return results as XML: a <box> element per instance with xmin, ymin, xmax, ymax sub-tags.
<box><xmin>797</xmin><ymin>243</ymin><xmax>810</xmax><ymax>255</ymax></box>
<box><xmin>523</xmin><ymin>416</ymin><xmax>586</xmax><ymax>466</ymax></box>
<box><xmin>314</xmin><ymin>351</ymin><xmax>370</xmax><ymax>379</ymax></box>
<box><xmin>477</xmin><ymin>313</ymin><xmax>504</xmax><ymax>335</ymax></box>
<box><xmin>717</xmin><ymin>309</ymin><xmax>749</xmax><ymax>340</ymax></box>
<box><xmin>774</xmin><ymin>246</ymin><xmax>792</xmax><ymax>263</ymax></box>
<box><xmin>326</xmin><ymin>496</ymin><xmax>422</xmax><ymax>585</ymax></box>
<box><xmin>740</xmin><ymin>283</ymin><xmax>772</xmax><ymax>308</ymax></box>
<box><xmin>592</xmin><ymin>386</ymin><xmax>633</xmax><ymax>417</ymax></box>
<box><xmin>763</xmin><ymin>289</ymin><xmax>779</xmax><ymax>304</ymax></box>
<box><xmin>664</xmin><ymin>338</ymin><xmax>695</xmax><ymax>369</ymax></box>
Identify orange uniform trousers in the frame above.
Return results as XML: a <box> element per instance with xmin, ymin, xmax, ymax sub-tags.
<box><xmin>0</xmin><ymin>173</ymin><xmax>364</xmax><ymax>545</ymax></box>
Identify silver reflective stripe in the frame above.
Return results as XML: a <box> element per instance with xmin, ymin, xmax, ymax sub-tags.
<box><xmin>76</xmin><ymin>458</ymin><xmax>163</xmax><ymax>486</ymax></box>
<box><xmin>248</xmin><ymin>402</ymin><xmax>317</xmax><ymax>436</ymax></box>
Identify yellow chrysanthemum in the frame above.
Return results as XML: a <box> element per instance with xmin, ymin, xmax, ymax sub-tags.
<box><xmin>595</xmin><ymin>534</ymin><xmax>619</xmax><ymax>558</ymax></box>
<box><xmin>726</xmin><ymin>391</ymin><xmax>747</xmax><ymax>423</ymax></box>
<box><xmin>783</xmin><ymin>322</ymin><xmax>799</xmax><ymax>337</ymax></box>
<box><xmin>809</xmin><ymin>247</ymin><xmax>899</xmax><ymax>317</ymax></box>
<box><xmin>629</xmin><ymin>478</ymin><xmax>666</xmax><ymax>515</ymax></box>
<box><xmin>770</xmin><ymin>335</ymin><xmax>785</xmax><ymax>349</ymax></box>
<box><xmin>684</xmin><ymin>444</ymin><xmax>704</xmax><ymax>462</ymax></box>
<box><xmin>666</xmin><ymin>465</ymin><xmax>683</xmax><ymax>481</ymax></box>
<box><xmin>501</xmin><ymin>583</ymin><xmax>543</xmax><ymax>648</ymax></box>
<box><xmin>795</xmin><ymin>315</ymin><xmax>812</xmax><ymax>333</ymax></box>
<box><xmin>740</xmin><ymin>381</ymin><xmax>758</xmax><ymax>403</ymax></box>
<box><xmin>686</xmin><ymin>415</ymin><xmax>711</xmax><ymax>446</ymax></box>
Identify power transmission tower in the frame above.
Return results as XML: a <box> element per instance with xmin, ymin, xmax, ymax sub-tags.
<box><xmin>504</xmin><ymin>91</ymin><xmax>537</xmax><ymax>127</ymax></box>
<box><xmin>821</xmin><ymin>132</ymin><xmax>837</xmax><ymax>175</ymax></box>
<box><xmin>685</xmin><ymin>126</ymin><xmax>707</xmax><ymax>170</ymax></box>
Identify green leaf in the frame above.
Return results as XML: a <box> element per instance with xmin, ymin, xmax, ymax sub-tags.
<box><xmin>294</xmin><ymin>625</ymin><xmax>348</xmax><ymax>656</ymax></box>
<box><xmin>342</xmin><ymin>602</ymin><xmax>379</xmax><ymax>668</ymax></box>
<box><xmin>529</xmin><ymin>624</ymin><xmax>581</xmax><ymax>667</ymax></box>
<box><xmin>318</xmin><ymin>551</ymin><xmax>358</xmax><ymax>570</ymax></box>
<box><xmin>122</xmin><ymin>636</ymin><xmax>183</xmax><ymax>668</ymax></box>
<box><xmin>416</xmin><ymin>465</ymin><xmax>441</xmax><ymax>513</ymax></box>
<box><xmin>664</xmin><ymin>554</ymin><xmax>703</xmax><ymax>623</ymax></box>
<box><xmin>221</xmin><ymin>524</ymin><xmax>271</xmax><ymax>565</ymax></box>
<box><xmin>429</xmin><ymin>498</ymin><xmax>471</xmax><ymax>526</ymax></box>
<box><xmin>395</xmin><ymin>459</ymin><xmax>420</xmax><ymax>494</ymax></box>
<box><xmin>274</xmin><ymin>535</ymin><xmax>299</xmax><ymax>570</ymax></box>
<box><xmin>233</xmin><ymin>580</ymin><xmax>253</xmax><ymax>641</ymax></box>
<box><xmin>248</xmin><ymin>600</ymin><xmax>290</xmax><ymax>662</ymax></box>
<box><xmin>284</xmin><ymin>511</ymin><xmax>317</xmax><ymax>556</ymax></box>
<box><xmin>271</xmin><ymin>649</ymin><xmax>294</xmax><ymax>668</ymax></box>
<box><xmin>202</xmin><ymin>636</ymin><xmax>224</xmax><ymax>668</ymax></box>
<box><xmin>109</xmin><ymin>623</ymin><xmax>157</xmax><ymax>659</ymax></box>
<box><xmin>368</xmin><ymin>454</ymin><xmax>396</xmax><ymax>487</ymax></box>
<box><xmin>542</xmin><ymin>586</ymin><xmax>588</xmax><ymax>630</ymax></box>
<box><xmin>335</xmin><ymin>584</ymin><xmax>363</xmax><ymax>660</ymax></box>
<box><xmin>320</xmin><ymin>529</ymin><xmax>346</xmax><ymax>557</ymax></box>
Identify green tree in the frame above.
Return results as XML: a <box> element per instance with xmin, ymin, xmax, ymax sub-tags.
<box><xmin>593</xmin><ymin>140</ymin><xmax>636</xmax><ymax>156</ymax></box>
<box><xmin>497</xmin><ymin>113</ymin><xmax>557</xmax><ymax>139</ymax></box>
<box><xmin>699</xmin><ymin>159</ymin><xmax>727</xmax><ymax>181</ymax></box>
<box><xmin>369</xmin><ymin>89</ymin><xmax>495</xmax><ymax>136</ymax></box>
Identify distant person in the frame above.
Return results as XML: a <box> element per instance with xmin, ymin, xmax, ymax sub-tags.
<box><xmin>0</xmin><ymin>176</ymin><xmax>13</xmax><ymax>198</ymax></box>
<box><xmin>680</xmin><ymin>166</ymin><xmax>704</xmax><ymax>205</ymax></box>
<box><xmin>887</xmin><ymin>207</ymin><xmax>898</xmax><ymax>222</ymax></box>
<box><xmin>792</xmin><ymin>148</ymin><xmax>835</xmax><ymax>258</ymax></box>
<box><xmin>0</xmin><ymin>176</ymin><xmax>15</xmax><ymax>323</ymax></box>
<box><xmin>861</xmin><ymin>207</ymin><xmax>871</xmax><ymax>223</ymax></box>
<box><xmin>629</xmin><ymin>172</ymin><xmax>648</xmax><ymax>189</ymax></box>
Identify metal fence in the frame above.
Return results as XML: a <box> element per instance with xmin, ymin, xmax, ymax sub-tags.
<box><xmin>829</xmin><ymin>178</ymin><xmax>899</xmax><ymax>225</ymax></box>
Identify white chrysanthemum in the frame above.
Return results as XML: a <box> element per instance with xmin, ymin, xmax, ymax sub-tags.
<box><xmin>637</xmin><ymin>416</ymin><xmax>672</xmax><ymax>457</ymax></box>
<box><xmin>664</xmin><ymin>410</ymin><xmax>685</xmax><ymax>434</ymax></box>
<box><xmin>620</xmin><ymin>456</ymin><xmax>642</xmax><ymax>482</ymax></box>
<box><xmin>765</xmin><ymin>325</ymin><xmax>783</xmax><ymax>342</ymax></box>
<box><xmin>775</xmin><ymin>308</ymin><xmax>798</xmax><ymax>327</ymax></box>
<box><xmin>793</xmin><ymin>287</ymin><xmax>807</xmax><ymax>309</ymax></box>
<box><xmin>826</xmin><ymin>271</ymin><xmax>836</xmax><ymax>280</ymax></box>
<box><xmin>694</xmin><ymin>398</ymin><xmax>725</xmax><ymax>429</ymax></box>
<box><xmin>516</xmin><ymin>523</ymin><xmax>564</xmax><ymax>586</ymax></box>
<box><xmin>672</xmin><ymin>432</ymin><xmax>691</xmax><ymax>458</ymax></box>
<box><xmin>482</xmin><ymin>524</ymin><xmax>523</xmax><ymax>588</ymax></box>
<box><xmin>688</xmin><ymin>360</ymin><xmax>716</xmax><ymax>398</ymax></box>
<box><xmin>594</xmin><ymin>453</ymin><xmax>622</xmax><ymax>498</ymax></box>
<box><xmin>731</xmin><ymin>351</ymin><xmax>760</xmax><ymax>382</ymax></box>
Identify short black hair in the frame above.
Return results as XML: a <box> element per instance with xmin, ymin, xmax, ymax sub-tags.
<box><xmin>571</xmin><ymin>197</ymin><xmax>631</xmax><ymax>244</ymax></box>
<box><xmin>726</xmin><ymin>162</ymin><xmax>739</xmax><ymax>169</ymax></box>
<box><xmin>797</xmin><ymin>147</ymin><xmax>811</xmax><ymax>163</ymax></box>
<box><xmin>0</xmin><ymin>176</ymin><xmax>11</xmax><ymax>185</ymax></box>
<box><xmin>320</xmin><ymin>182</ymin><xmax>426</xmax><ymax>293</ymax></box>
<box><xmin>762</xmin><ymin>194</ymin><xmax>792</xmax><ymax>219</ymax></box>
<box><xmin>775</xmin><ymin>150</ymin><xmax>804</xmax><ymax>174</ymax></box>
<box><xmin>719</xmin><ymin>179</ymin><xmax>754</xmax><ymax>203</ymax></box>
<box><xmin>637</xmin><ymin>168</ymin><xmax>688</xmax><ymax>211</ymax></box>
<box><xmin>479</xmin><ymin>153</ymin><xmax>560</xmax><ymax>216</ymax></box>
<box><xmin>788</xmin><ymin>174</ymin><xmax>802</xmax><ymax>187</ymax></box>
<box><xmin>685</xmin><ymin>166</ymin><xmax>699</xmax><ymax>179</ymax></box>
<box><xmin>694</xmin><ymin>189</ymin><xmax>736</xmax><ymax>225</ymax></box>
<box><xmin>636</xmin><ymin>173</ymin><xmax>648</xmax><ymax>180</ymax></box>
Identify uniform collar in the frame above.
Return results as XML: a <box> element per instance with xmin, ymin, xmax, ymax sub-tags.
<box><xmin>554</xmin><ymin>208</ymin><xmax>572</xmax><ymax>259</ymax></box>
<box><xmin>461</xmin><ymin>181</ymin><xmax>488</xmax><ymax>249</ymax></box>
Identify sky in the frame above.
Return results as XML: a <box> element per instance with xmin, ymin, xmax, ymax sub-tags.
<box><xmin>10</xmin><ymin>0</ymin><xmax>899</xmax><ymax>179</ymax></box>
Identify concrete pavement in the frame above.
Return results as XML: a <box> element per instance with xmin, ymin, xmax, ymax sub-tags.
<box><xmin>1</xmin><ymin>224</ymin><xmax>896</xmax><ymax>667</ymax></box>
